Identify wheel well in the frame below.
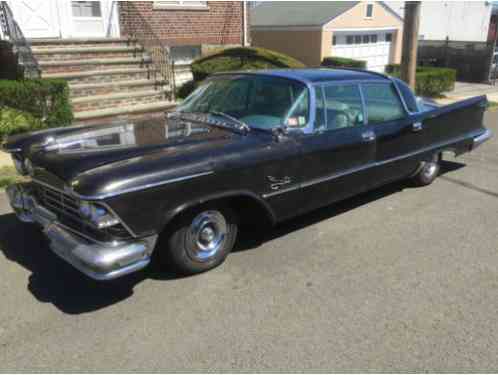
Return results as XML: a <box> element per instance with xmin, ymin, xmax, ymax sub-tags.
<box><xmin>163</xmin><ymin>194</ymin><xmax>275</xmax><ymax>232</ymax></box>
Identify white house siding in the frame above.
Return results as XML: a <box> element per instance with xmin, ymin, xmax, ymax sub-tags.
<box><xmin>385</xmin><ymin>1</ymin><xmax>492</xmax><ymax>42</ymax></box>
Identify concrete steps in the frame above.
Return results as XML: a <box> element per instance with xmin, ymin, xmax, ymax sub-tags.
<box><xmin>70</xmin><ymin>79</ymin><xmax>160</xmax><ymax>97</ymax></box>
<box><xmin>31</xmin><ymin>37</ymin><xmax>173</xmax><ymax>122</ymax></box>
<box><xmin>71</xmin><ymin>90</ymin><xmax>167</xmax><ymax>112</ymax></box>
<box><xmin>33</xmin><ymin>46</ymin><xmax>144</xmax><ymax>61</ymax></box>
<box><xmin>42</xmin><ymin>68</ymin><xmax>157</xmax><ymax>85</ymax></box>
<box><xmin>74</xmin><ymin>101</ymin><xmax>176</xmax><ymax>122</ymax></box>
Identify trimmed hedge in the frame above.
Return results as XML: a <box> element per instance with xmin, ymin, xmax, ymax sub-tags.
<box><xmin>176</xmin><ymin>79</ymin><xmax>198</xmax><ymax>99</ymax></box>
<box><xmin>191</xmin><ymin>47</ymin><xmax>306</xmax><ymax>82</ymax></box>
<box><xmin>321</xmin><ymin>56</ymin><xmax>367</xmax><ymax>69</ymax></box>
<box><xmin>0</xmin><ymin>79</ymin><xmax>73</xmax><ymax>127</ymax></box>
<box><xmin>385</xmin><ymin>64</ymin><xmax>456</xmax><ymax>97</ymax></box>
<box><xmin>0</xmin><ymin>107</ymin><xmax>43</xmax><ymax>141</ymax></box>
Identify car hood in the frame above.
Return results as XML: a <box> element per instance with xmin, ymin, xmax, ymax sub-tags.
<box><xmin>11</xmin><ymin>115</ymin><xmax>243</xmax><ymax>182</ymax></box>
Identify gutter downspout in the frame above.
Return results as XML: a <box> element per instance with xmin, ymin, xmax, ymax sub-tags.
<box><xmin>243</xmin><ymin>1</ymin><xmax>248</xmax><ymax>46</ymax></box>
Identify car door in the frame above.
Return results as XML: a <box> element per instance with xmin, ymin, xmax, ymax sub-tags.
<box><xmin>296</xmin><ymin>83</ymin><xmax>377</xmax><ymax>213</ymax></box>
<box><xmin>361</xmin><ymin>81</ymin><xmax>422</xmax><ymax>185</ymax></box>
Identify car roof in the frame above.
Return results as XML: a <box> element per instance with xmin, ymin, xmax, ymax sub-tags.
<box><xmin>212</xmin><ymin>68</ymin><xmax>391</xmax><ymax>84</ymax></box>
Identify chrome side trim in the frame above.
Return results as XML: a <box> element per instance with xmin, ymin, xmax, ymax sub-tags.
<box><xmin>263</xmin><ymin>129</ymin><xmax>483</xmax><ymax>199</ymax></box>
<box><xmin>1</xmin><ymin>147</ymin><xmax>21</xmax><ymax>153</ymax></box>
<box><xmin>72</xmin><ymin>171</ymin><xmax>215</xmax><ymax>200</ymax></box>
<box><xmin>473</xmin><ymin>129</ymin><xmax>492</xmax><ymax>149</ymax></box>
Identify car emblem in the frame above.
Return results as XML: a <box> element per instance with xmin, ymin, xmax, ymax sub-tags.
<box><xmin>268</xmin><ymin>176</ymin><xmax>292</xmax><ymax>190</ymax></box>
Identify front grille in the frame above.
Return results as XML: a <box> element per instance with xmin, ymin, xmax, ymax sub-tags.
<box><xmin>33</xmin><ymin>183</ymin><xmax>132</xmax><ymax>242</ymax></box>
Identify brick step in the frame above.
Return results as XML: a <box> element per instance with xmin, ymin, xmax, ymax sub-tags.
<box><xmin>70</xmin><ymin>79</ymin><xmax>160</xmax><ymax>97</ymax></box>
<box><xmin>42</xmin><ymin>68</ymin><xmax>157</xmax><ymax>84</ymax></box>
<box><xmin>39</xmin><ymin>57</ymin><xmax>152</xmax><ymax>74</ymax></box>
<box><xmin>29</xmin><ymin>37</ymin><xmax>135</xmax><ymax>50</ymax></box>
<box><xmin>32</xmin><ymin>46</ymin><xmax>144</xmax><ymax>61</ymax></box>
<box><xmin>72</xmin><ymin>90</ymin><xmax>167</xmax><ymax>112</ymax></box>
<box><xmin>74</xmin><ymin>101</ymin><xmax>176</xmax><ymax>122</ymax></box>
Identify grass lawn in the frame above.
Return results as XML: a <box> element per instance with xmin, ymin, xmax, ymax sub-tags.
<box><xmin>488</xmin><ymin>101</ymin><xmax>498</xmax><ymax>110</ymax></box>
<box><xmin>0</xmin><ymin>166</ymin><xmax>25</xmax><ymax>190</ymax></box>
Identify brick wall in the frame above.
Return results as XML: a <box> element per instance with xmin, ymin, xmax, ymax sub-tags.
<box><xmin>119</xmin><ymin>1</ymin><xmax>243</xmax><ymax>47</ymax></box>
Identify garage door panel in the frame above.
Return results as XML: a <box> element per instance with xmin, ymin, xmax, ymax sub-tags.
<box><xmin>332</xmin><ymin>31</ymin><xmax>393</xmax><ymax>72</ymax></box>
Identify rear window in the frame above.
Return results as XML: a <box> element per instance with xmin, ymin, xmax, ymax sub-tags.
<box><xmin>362</xmin><ymin>83</ymin><xmax>406</xmax><ymax>124</ymax></box>
<box><xmin>394</xmin><ymin>78</ymin><xmax>419</xmax><ymax>113</ymax></box>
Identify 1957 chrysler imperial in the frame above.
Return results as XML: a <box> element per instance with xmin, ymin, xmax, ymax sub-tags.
<box><xmin>2</xmin><ymin>69</ymin><xmax>492</xmax><ymax>280</ymax></box>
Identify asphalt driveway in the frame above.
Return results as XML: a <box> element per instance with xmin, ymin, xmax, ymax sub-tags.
<box><xmin>0</xmin><ymin>112</ymin><xmax>497</xmax><ymax>371</ymax></box>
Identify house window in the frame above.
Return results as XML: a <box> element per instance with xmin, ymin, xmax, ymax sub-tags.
<box><xmin>386</xmin><ymin>33</ymin><xmax>393</xmax><ymax>42</ymax></box>
<box><xmin>354</xmin><ymin>35</ymin><xmax>362</xmax><ymax>44</ymax></box>
<box><xmin>171</xmin><ymin>45</ymin><xmax>202</xmax><ymax>64</ymax></box>
<box><xmin>363</xmin><ymin>35</ymin><xmax>370</xmax><ymax>44</ymax></box>
<box><xmin>72</xmin><ymin>1</ymin><xmax>102</xmax><ymax>17</ymax></box>
<box><xmin>346</xmin><ymin>36</ymin><xmax>354</xmax><ymax>44</ymax></box>
<box><xmin>366</xmin><ymin>4</ymin><xmax>373</xmax><ymax>18</ymax></box>
<box><xmin>154</xmin><ymin>1</ymin><xmax>208</xmax><ymax>10</ymax></box>
<box><xmin>370</xmin><ymin>34</ymin><xmax>378</xmax><ymax>43</ymax></box>
<box><xmin>333</xmin><ymin>36</ymin><xmax>337</xmax><ymax>45</ymax></box>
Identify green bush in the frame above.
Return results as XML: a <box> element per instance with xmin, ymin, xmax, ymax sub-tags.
<box><xmin>386</xmin><ymin>64</ymin><xmax>456</xmax><ymax>97</ymax></box>
<box><xmin>176</xmin><ymin>79</ymin><xmax>198</xmax><ymax>99</ymax></box>
<box><xmin>191</xmin><ymin>47</ymin><xmax>306</xmax><ymax>82</ymax></box>
<box><xmin>321</xmin><ymin>56</ymin><xmax>367</xmax><ymax>69</ymax></box>
<box><xmin>0</xmin><ymin>107</ymin><xmax>44</xmax><ymax>142</ymax></box>
<box><xmin>0</xmin><ymin>78</ymin><xmax>73</xmax><ymax>127</ymax></box>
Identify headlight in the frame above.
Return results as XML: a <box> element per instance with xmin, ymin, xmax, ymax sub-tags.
<box><xmin>79</xmin><ymin>201</ymin><xmax>120</xmax><ymax>229</ymax></box>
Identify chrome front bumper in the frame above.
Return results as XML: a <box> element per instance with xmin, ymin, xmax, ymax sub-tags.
<box><xmin>6</xmin><ymin>184</ymin><xmax>157</xmax><ymax>281</ymax></box>
<box><xmin>473</xmin><ymin>129</ymin><xmax>492</xmax><ymax>149</ymax></box>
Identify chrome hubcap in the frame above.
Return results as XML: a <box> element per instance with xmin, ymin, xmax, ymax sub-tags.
<box><xmin>186</xmin><ymin>210</ymin><xmax>227</xmax><ymax>262</ymax></box>
<box><xmin>423</xmin><ymin>162</ymin><xmax>438</xmax><ymax>178</ymax></box>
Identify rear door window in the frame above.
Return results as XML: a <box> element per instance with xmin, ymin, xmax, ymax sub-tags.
<box><xmin>321</xmin><ymin>84</ymin><xmax>364</xmax><ymax>131</ymax></box>
<box><xmin>362</xmin><ymin>83</ymin><xmax>406</xmax><ymax>124</ymax></box>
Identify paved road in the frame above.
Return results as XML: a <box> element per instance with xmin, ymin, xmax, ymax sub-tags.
<box><xmin>0</xmin><ymin>112</ymin><xmax>497</xmax><ymax>372</ymax></box>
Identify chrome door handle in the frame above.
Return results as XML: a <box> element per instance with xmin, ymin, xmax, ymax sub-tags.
<box><xmin>412</xmin><ymin>122</ymin><xmax>423</xmax><ymax>132</ymax></box>
<box><xmin>361</xmin><ymin>130</ymin><xmax>376</xmax><ymax>142</ymax></box>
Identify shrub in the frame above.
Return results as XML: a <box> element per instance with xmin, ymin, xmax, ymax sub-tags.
<box><xmin>0</xmin><ymin>78</ymin><xmax>73</xmax><ymax>127</ymax></box>
<box><xmin>321</xmin><ymin>56</ymin><xmax>367</xmax><ymax>69</ymax></box>
<box><xmin>386</xmin><ymin>64</ymin><xmax>456</xmax><ymax>97</ymax></box>
<box><xmin>176</xmin><ymin>79</ymin><xmax>198</xmax><ymax>99</ymax></box>
<box><xmin>191</xmin><ymin>47</ymin><xmax>306</xmax><ymax>82</ymax></box>
<box><xmin>0</xmin><ymin>107</ymin><xmax>44</xmax><ymax>142</ymax></box>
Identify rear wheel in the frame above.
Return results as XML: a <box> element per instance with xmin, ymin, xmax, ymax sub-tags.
<box><xmin>411</xmin><ymin>153</ymin><xmax>441</xmax><ymax>186</ymax></box>
<box><xmin>160</xmin><ymin>205</ymin><xmax>238</xmax><ymax>274</ymax></box>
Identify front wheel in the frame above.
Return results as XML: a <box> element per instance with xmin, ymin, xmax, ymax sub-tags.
<box><xmin>411</xmin><ymin>153</ymin><xmax>441</xmax><ymax>186</ymax></box>
<box><xmin>161</xmin><ymin>206</ymin><xmax>238</xmax><ymax>274</ymax></box>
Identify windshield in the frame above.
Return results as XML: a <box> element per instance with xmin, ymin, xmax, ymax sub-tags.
<box><xmin>176</xmin><ymin>75</ymin><xmax>310</xmax><ymax>130</ymax></box>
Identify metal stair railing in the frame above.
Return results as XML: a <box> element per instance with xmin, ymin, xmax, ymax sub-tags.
<box><xmin>0</xmin><ymin>1</ymin><xmax>41</xmax><ymax>78</ymax></box>
<box><xmin>121</xmin><ymin>2</ymin><xmax>176</xmax><ymax>101</ymax></box>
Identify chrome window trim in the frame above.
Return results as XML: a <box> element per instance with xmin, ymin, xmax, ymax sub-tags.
<box><xmin>390</xmin><ymin>77</ymin><xmax>420</xmax><ymax>115</ymax></box>
<box><xmin>262</xmin><ymin>129</ymin><xmax>483</xmax><ymax>199</ymax></box>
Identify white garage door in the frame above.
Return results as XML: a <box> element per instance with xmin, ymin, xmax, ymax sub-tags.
<box><xmin>332</xmin><ymin>31</ymin><xmax>394</xmax><ymax>72</ymax></box>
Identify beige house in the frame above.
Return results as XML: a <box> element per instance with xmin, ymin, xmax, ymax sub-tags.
<box><xmin>251</xmin><ymin>1</ymin><xmax>403</xmax><ymax>72</ymax></box>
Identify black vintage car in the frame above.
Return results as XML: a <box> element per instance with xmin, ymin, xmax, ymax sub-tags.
<box><xmin>3</xmin><ymin>69</ymin><xmax>492</xmax><ymax>280</ymax></box>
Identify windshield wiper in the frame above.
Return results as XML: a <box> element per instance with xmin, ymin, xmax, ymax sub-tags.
<box><xmin>208</xmin><ymin>111</ymin><xmax>250</xmax><ymax>134</ymax></box>
<box><xmin>168</xmin><ymin>111</ymin><xmax>250</xmax><ymax>135</ymax></box>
